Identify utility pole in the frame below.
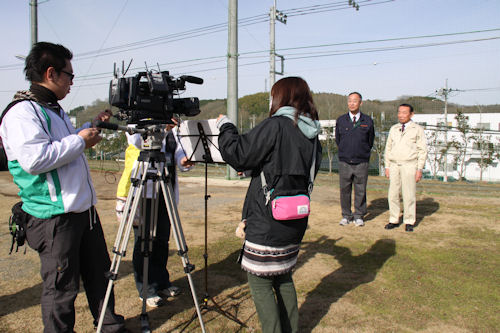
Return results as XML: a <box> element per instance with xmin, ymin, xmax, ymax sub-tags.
<box><xmin>478</xmin><ymin>105</ymin><xmax>484</xmax><ymax>182</ymax></box>
<box><xmin>30</xmin><ymin>0</ymin><xmax>38</xmax><ymax>47</ymax></box>
<box><xmin>269</xmin><ymin>0</ymin><xmax>286</xmax><ymax>96</ymax></box>
<box><xmin>226</xmin><ymin>0</ymin><xmax>238</xmax><ymax>179</ymax></box>
<box><xmin>435</xmin><ymin>79</ymin><xmax>455</xmax><ymax>182</ymax></box>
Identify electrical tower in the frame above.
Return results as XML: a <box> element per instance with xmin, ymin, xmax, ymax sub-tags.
<box><xmin>268</xmin><ymin>0</ymin><xmax>360</xmax><ymax>95</ymax></box>
<box><xmin>269</xmin><ymin>0</ymin><xmax>287</xmax><ymax>95</ymax></box>
<box><xmin>30</xmin><ymin>0</ymin><xmax>38</xmax><ymax>46</ymax></box>
<box><xmin>435</xmin><ymin>79</ymin><xmax>459</xmax><ymax>182</ymax></box>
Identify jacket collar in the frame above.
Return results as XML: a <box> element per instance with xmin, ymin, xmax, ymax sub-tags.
<box><xmin>400</xmin><ymin>120</ymin><xmax>413</xmax><ymax>128</ymax></box>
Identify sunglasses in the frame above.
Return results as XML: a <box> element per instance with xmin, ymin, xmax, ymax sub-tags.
<box><xmin>60</xmin><ymin>70</ymin><xmax>75</xmax><ymax>80</ymax></box>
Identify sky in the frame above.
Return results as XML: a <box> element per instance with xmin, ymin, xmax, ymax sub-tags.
<box><xmin>0</xmin><ymin>0</ymin><xmax>499</xmax><ymax>113</ymax></box>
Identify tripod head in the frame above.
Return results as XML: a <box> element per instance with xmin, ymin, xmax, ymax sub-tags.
<box><xmin>95</xmin><ymin>120</ymin><xmax>169</xmax><ymax>151</ymax></box>
<box><xmin>139</xmin><ymin>124</ymin><xmax>168</xmax><ymax>151</ymax></box>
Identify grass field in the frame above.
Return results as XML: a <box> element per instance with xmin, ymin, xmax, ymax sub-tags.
<box><xmin>0</xmin><ymin>167</ymin><xmax>498</xmax><ymax>332</ymax></box>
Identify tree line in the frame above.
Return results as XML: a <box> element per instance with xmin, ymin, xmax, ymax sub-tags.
<box><xmin>68</xmin><ymin>93</ymin><xmax>500</xmax><ymax>182</ymax></box>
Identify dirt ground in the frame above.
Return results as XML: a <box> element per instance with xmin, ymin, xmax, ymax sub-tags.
<box><xmin>0</xmin><ymin>169</ymin><xmax>498</xmax><ymax>332</ymax></box>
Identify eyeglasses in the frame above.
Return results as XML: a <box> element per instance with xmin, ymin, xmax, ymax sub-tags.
<box><xmin>60</xmin><ymin>70</ymin><xmax>75</xmax><ymax>81</ymax></box>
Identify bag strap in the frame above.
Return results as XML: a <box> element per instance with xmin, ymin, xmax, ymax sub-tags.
<box><xmin>260</xmin><ymin>138</ymin><xmax>318</xmax><ymax>205</ymax></box>
<box><xmin>260</xmin><ymin>171</ymin><xmax>272</xmax><ymax>205</ymax></box>
<box><xmin>0</xmin><ymin>99</ymin><xmax>26</xmax><ymax>126</ymax></box>
<box><xmin>308</xmin><ymin>139</ymin><xmax>317</xmax><ymax>196</ymax></box>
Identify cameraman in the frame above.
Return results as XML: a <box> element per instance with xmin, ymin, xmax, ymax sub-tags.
<box><xmin>0</xmin><ymin>42</ymin><xmax>126</xmax><ymax>333</ymax></box>
<box><xmin>115</xmin><ymin>119</ymin><xmax>193</xmax><ymax>307</ymax></box>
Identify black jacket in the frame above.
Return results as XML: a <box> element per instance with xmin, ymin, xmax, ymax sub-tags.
<box><xmin>335</xmin><ymin>112</ymin><xmax>375</xmax><ymax>164</ymax></box>
<box><xmin>218</xmin><ymin>116</ymin><xmax>322</xmax><ymax>247</ymax></box>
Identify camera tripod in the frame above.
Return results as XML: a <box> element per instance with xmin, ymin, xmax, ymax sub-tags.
<box><xmin>180</xmin><ymin>123</ymin><xmax>246</xmax><ymax>331</ymax></box>
<box><xmin>96</xmin><ymin>125</ymin><xmax>205</xmax><ymax>333</ymax></box>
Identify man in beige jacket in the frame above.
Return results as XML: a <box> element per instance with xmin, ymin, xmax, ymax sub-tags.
<box><xmin>384</xmin><ymin>103</ymin><xmax>428</xmax><ymax>232</ymax></box>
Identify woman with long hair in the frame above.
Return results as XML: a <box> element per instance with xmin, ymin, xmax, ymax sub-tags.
<box><xmin>216</xmin><ymin>76</ymin><xmax>322</xmax><ymax>333</ymax></box>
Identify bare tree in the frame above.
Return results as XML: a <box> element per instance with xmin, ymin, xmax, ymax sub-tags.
<box><xmin>372</xmin><ymin>112</ymin><xmax>388</xmax><ymax>176</ymax></box>
<box><xmin>319</xmin><ymin>99</ymin><xmax>339</xmax><ymax>174</ymax></box>
<box><xmin>425</xmin><ymin>126</ymin><xmax>451</xmax><ymax>179</ymax></box>
<box><xmin>450</xmin><ymin>110</ymin><xmax>472</xmax><ymax>181</ymax></box>
<box><xmin>470</xmin><ymin>131</ymin><xmax>497</xmax><ymax>182</ymax></box>
<box><xmin>323</xmin><ymin>125</ymin><xmax>337</xmax><ymax>174</ymax></box>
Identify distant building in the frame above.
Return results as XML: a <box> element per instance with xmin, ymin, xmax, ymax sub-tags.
<box><xmin>318</xmin><ymin>114</ymin><xmax>500</xmax><ymax>182</ymax></box>
<box><xmin>318</xmin><ymin>119</ymin><xmax>336</xmax><ymax>141</ymax></box>
<box><xmin>69</xmin><ymin>116</ymin><xmax>77</xmax><ymax>128</ymax></box>
<box><xmin>412</xmin><ymin>113</ymin><xmax>500</xmax><ymax>182</ymax></box>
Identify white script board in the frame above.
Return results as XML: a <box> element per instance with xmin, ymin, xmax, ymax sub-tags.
<box><xmin>177</xmin><ymin>119</ymin><xmax>224</xmax><ymax>163</ymax></box>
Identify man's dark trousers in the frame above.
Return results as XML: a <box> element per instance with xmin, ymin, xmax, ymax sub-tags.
<box><xmin>339</xmin><ymin>161</ymin><xmax>369</xmax><ymax>220</ymax></box>
<box><xmin>25</xmin><ymin>209</ymin><xmax>124</xmax><ymax>333</ymax></box>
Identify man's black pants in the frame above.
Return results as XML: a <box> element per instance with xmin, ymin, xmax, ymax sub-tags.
<box><xmin>338</xmin><ymin>161</ymin><xmax>369</xmax><ymax>220</ymax></box>
<box><xmin>26</xmin><ymin>208</ymin><xmax>124</xmax><ymax>333</ymax></box>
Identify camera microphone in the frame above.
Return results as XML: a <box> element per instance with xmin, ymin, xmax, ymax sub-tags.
<box><xmin>180</xmin><ymin>75</ymin><xmax>203</xmax><ymax>85</ymax></box>
<box><xmin>95</xmin><ymin>121</ymin><xmax>146</xmax><ymax>134</ymax></box>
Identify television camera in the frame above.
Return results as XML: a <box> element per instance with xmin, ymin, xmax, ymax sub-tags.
<box><xmin>109</xmin><ymin>64</ymin><xmax>203</xmax><ymax>125</ymax></box>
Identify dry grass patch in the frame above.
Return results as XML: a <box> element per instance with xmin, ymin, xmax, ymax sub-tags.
<box><xmin>0</xmin><ymin>170</ymin><xmax>499</xmax><ymax>332</ymax></box>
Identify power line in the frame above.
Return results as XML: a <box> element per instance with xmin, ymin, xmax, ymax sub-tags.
<box><xmin>0</xmin><ymin>0</ymin><xmax>394</xmax><ymax>68</ymax></box>
<box><xmin>67</xmin><ymin>0</ymin><xmax>131</xmax><ymax>108</ymax></box>
<box><xmin>283</xmin><ymin>36</ymin><xmax>500</xmax><ymax>60</ymax></box>
<box><xmin>5</xmin><ymin>33</ymin><xmax>493</xmax><ymax>88</ymax></box>
<box><xmin>270</xmin><ymin>28</ymin><xmax>500</xmax><ymax>54</ymax></box>
<box><xmin>2</xmin><ymin>27</ymin><xmax>498</xmax><ymax>73</ymax></box>
<box><xmin>457</xmin><ymin>87</ymin><xmax>500</xmax><ymax>92</ymax></box>
<box><xmin>72</xmin><ymin>0</ymin><xmax>390</xmax><ymax>59</ymax></box>
<box><xmin>8</xmin><ymin>28</ymin><xmax>495</xmax><ymax>84</ymax></box>
<box><xmin>283</xmin><ymin>0</ymin><xmax>394</xmax><ymax>17</ymax></box>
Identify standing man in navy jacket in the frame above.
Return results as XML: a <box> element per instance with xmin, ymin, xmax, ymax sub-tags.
<box><xmin>335</xmin><ymin>92</ymin><xmax>375</xmax><ymax>226</ymax></box>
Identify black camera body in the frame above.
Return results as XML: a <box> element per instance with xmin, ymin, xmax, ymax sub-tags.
<box><xmin>109</xmin><ymin>70</ymin><xmax>203</xmax><ymax>124</ymax></box>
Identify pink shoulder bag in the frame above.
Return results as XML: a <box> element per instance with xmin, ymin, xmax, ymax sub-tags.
<box><xmin>261</xmin><ymin>140</ymin><xmax>317</xmax><ymax>221</ymax></box>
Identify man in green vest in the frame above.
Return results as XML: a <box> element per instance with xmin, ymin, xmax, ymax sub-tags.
<box><xmin>0</xmin><ymin>42</ymin><xmax>127</xmax><ymax>333</ymax></box>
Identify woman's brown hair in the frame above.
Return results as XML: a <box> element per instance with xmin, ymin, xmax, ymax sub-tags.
<box><xmin>269</xmin><ymin>76</ymin><xmax>318</xmax><ymax>122</ymax></box>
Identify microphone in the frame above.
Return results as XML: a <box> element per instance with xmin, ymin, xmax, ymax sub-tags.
<box><xmin>95</xmin><ymin>121</ymin><xmax>146</xmax><ymax>134</ymax></box>
<box><xmin>180</xmin><ymin>75</ymin><xmax>204</xmax><ymax>85</ymax></box>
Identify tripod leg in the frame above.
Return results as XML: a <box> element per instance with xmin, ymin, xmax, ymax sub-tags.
<box><xmin>137</xmin><ymin>179</ymin><xmax>163</xmax><ymax>327</ymax></box>
<box><xmin>96</xmin><ymin>160</ymin><xmax>150</xmax><ymax>332</ymax></box>
<box><xmin>159</xmin><ymin>168</ymin><xmax>206</xmax><ymax>333</ymax></box>
<box><xmin>180</xmin><ymin>160</ymin><xmax>247</xmax><ymax>332</ymax></box>
<box><xmin>139</xmin><ymin>193</ymin><xmax>151</xmax><ymax>321</ymax></box>
<box><xmin>136</xmin><ymin>165</ymin><xmax>165</xmax><ymax>332</ymax></box>
<box><xmin>208</xmin><ymin>296</ymin><xmax>248</xmax><ymax>327</ymax></box>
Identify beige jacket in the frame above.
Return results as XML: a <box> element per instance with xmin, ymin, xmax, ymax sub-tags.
<box><xmin>384</xmin><ymin>121</ymin><xmax>428</xmax><ymax>169</ymax></box>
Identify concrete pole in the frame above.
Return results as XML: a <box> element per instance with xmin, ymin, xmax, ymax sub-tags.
<box><xmin>479</xmin><ymin>106</ymin><xmax>483</xmax><ymax>182</ymax></box>
<box><xmin>30</xmin><ymin>0</ymin><xmax>38</xmax><ymax>47</ymax></box>
<box><xmin>443</xmin><ymin>79</ymin><xmax>448</xmax><ymax>182</ymax></box>
<box><xmin>226</xmin><ymin>0</ymin><xmax>238</xmax><ymax>179</ymax></box>
<box><xmin>269</xmin><ymin>2</ymin><xmax>276</xmax><ymax>93</ymax></box>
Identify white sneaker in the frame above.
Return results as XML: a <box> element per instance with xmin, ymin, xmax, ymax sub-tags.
<box><xmin>354</xmin><ymin>218</ymin><xmax>365</xmax><ymax>227</ymax></box>
<box><xmin>160</xmin><ymin>285</ymin><xmax>181</xmax><ymax>297</ymax></box>
<box><xmin>339</xmin><ymin>217</ymin><xmax>352</xmax><ymax>226</ymax></box>
<box><xmin>139</xmin><ymin>295</ymin><xmax>164</xmax><ymax>308</ymax></box>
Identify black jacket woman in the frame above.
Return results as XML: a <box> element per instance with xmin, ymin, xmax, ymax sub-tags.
<box><xmin>216</xmin><ymin>77</ymin><xmax>322</xmax><ymax>333</ymax></box>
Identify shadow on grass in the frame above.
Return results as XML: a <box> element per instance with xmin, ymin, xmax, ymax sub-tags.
<box><xmin>364</xmin><ymin>197</ymin><xmax>440</xmax><ymax>228</ymax></box>
<box><xmin>415</xmin><ymin>197</ymin><xmax>440</xmax><ymax>227</ymax></box>
<box><xmin>298</xmin><ymin>237</ymin><xmax>396</xmax><ymax>332</ymax></box>
<box><xmin>364</xmin><ymin>197</ymin><xmax>389</xmax><ymax>222</ymax></box>
<box><xmin>123</xmin><ymin>249</ymin><xmax>250</xmax><ymax>332</ymax></box>
<box><xmin>0</xmin><ymin>260</ymin><xmax>134</xmax><ymax>318</ymax></box>
<box><xmin>0</xmin><ymin>283</ymin><xmax>43</xmax><ymax>317</ymax></box>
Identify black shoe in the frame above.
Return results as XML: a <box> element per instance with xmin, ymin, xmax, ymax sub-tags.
<box><xmin>384</xmin><ymin>223</ymin><xmax>399</xmax><ymax>230</ymax></box>
<box><xmin>405</xmin><ymin>224</ymin><xmax>414</xmax><ymax>232</ymax></box>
